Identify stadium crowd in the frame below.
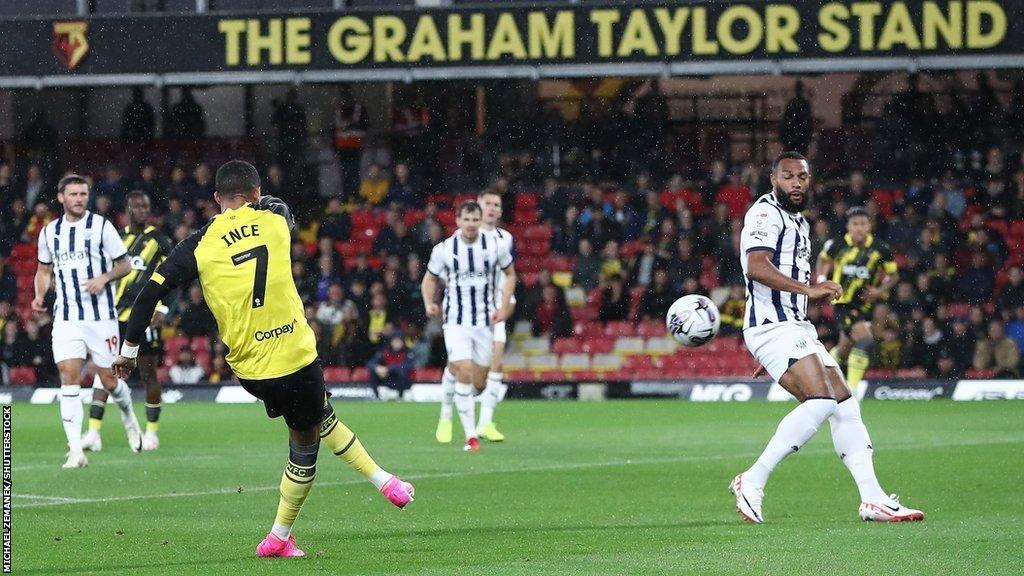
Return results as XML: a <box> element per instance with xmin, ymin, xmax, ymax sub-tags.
<box><xmin>2</xmin><ymin>74</ymin><xmax>1024</xmax><ymax>385</ymax></box>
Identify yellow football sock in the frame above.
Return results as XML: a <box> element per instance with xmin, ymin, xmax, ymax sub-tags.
<box><xmin>847</xmin><ymin>347</ymin><xmax>870</xmax><ymax>391</ymax></box>
<box><xmin>829</xmin><ymin>346</ymin><xmax>844</xmax><ymax>363</ymax></box>
<box><xmin>319</xmin><ymin>407</ymin><xmax>382</xmax><ymax>480</ymax></box>
<box><xmin>88</xmin><ymin>418</ymin><xmax>103</xmax><ymax>431</ymax></box>
<box><xmin>273</xmin><ymin>443</ymin><xmax>318</xmax><ymax>533</ymax></box>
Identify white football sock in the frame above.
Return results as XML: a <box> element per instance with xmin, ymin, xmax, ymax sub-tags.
<box><xmin>271</xmin><ymin>523</ymin><xmax>291</xmax><ymax>540</ymax></box>
<box><xmin>439</xmin><ymin>367</ymin><xmax>455</xmax><ymax>420</ymax></box>
<box><xmin>830</xmin><ymin>397</ymin><xmax>888</xmax><ymax>502</ymax></box>
<box><xmin>60</xmin><ymin>385</ymin><xmax>84</xmax><ymax>453</ymax></box>
<box><xmin>453</xmin><ymin>382</ymin><xmax>477</xmax><ymax>441</ymax></box>
<box><xmin>370</xmin><ymin>468</ymin><xmax>394</xmax><ymax>490</ymax></box>
<box><xmin>477</xmin><ymin>372</ymin><xmax>503</xmax><ymax>430</ymax></box>
<box><xmin>745</xmin><ymin>398</ymin><xmax>837</xmax><ymax>488</ymax></box>
<box><xmin>109</xmin><ymin>379</ymin><xmax>133</xmax><ymax>414</ymax></box>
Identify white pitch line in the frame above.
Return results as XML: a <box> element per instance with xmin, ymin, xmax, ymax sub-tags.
<box><xmin>13</xmin><ymin>494</ymin><xmax>84</xmax><ymax>502</ymax></box>
<box><xmin>15</xmin><ymin>437</ymin><xmax>1021</xmax><ymax>510</ymax></box>
<box><xmin>12</xmin><ymin>453</ymin><xmax>226</xmax><ymax>472</ymax></box>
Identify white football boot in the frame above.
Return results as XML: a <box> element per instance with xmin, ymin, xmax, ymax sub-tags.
<box><xmin>730</xmin><ymin>473</ymin><xmax>765</xmax><ymax>524</ymax></box>
<box><xmin>860</xmin><ymin>494</ymin><xmax>924</xmax><ymax>522</ymax></box>
<box><xmin>62</xmin><ymin>450</ymin><xmax>89</xmax><ymax>469</ymax></box>
<box><xmin>142</xmin><ymin>431</ymin><xmax>160</xmax><ymax>451</ymax></box>
<box><xmin>121</xmin><ymin>409</ymin><xmax>143</xmax><ymax>453</ymax></box>
<box><xmin>80</xmin><ymin>429</ymin><xmax>103</xmax><ymax>452</ymax></box>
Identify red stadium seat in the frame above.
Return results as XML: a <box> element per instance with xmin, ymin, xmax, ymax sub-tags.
<box><xmin>8</xmin><ymin>367</ymin><xmax>36</xmax><ymax>385</ymax></box>
<box><xmin>350</xmin><ymin>368</ymin><xmax>369</xmax><ymax>382</ymax></box>
<box><xmin>414</xmin><ymin>368</ymin><xmax>442</xmax><ymax>382</ymax></box>
<box><xmin>552</xmin><ymin>338</ymin><xmax>583</xmax><ymax>355</ymax></box>
<box><xmin>537</xmin><ymin>369</ymin><xmax>566</xmax><ymax>381</ymax></box>
<box><xmin>965</xmin><ymin>369</ymin><xmax>996</xmax><ymax>379</ymax></box>
<box><xmin>323</xmin><ymin>367</ymin><xmax>350</xmax><ymax>382</ymax></box>
<box><xmin>507</xmin><ymin>369</ymin><xmax>533</xmax><ymax>382</ymax></box>
<box><xmin>636</xmin><ymin>321</ymin><xmax>666</xmax><ymax>338</ymax></box>
<box><xmin>603</xmin><ymin>321</ymin><xmax>636</xmax><ymax>337</ymax></box>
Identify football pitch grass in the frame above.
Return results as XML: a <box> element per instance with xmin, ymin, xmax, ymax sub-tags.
<box><xmin>13</xmin><ymin>400</ymin><xmax>1024</xmax><ymax>575</ymax></box>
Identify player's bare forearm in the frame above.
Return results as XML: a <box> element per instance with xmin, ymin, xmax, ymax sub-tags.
<box><xmin>501</xmin><ymin>266</ymin><xmax>517</xmax><ymax>312</ymax></box>
<box><xmin>422</xmin><ymin>272</ymin><xmax>441</xmax><ymax>316</ymax></box>
<box><xmin>32</xmin><ymin>265</ymin><xmax>52</xmax><ymax>312</ymax></box>
<box><xmin>747</xmin><ymin>254</ymin><xmax>810</xmax><ymax>296</ymax></box>
<box><xmin>815</xmin><ymin>258</ymin><xmax>833</xmax><ymax>282</ymax></box>
<box><xmin>107</xmin><ymin>257</ymin><xmax>132</xmax><ymax>282</ymax></box>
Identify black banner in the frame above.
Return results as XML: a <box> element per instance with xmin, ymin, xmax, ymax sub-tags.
<box><xmin>0</xmin><ymin>1</ymin><xmax>1021</xmax><ymax>82</ymax></box>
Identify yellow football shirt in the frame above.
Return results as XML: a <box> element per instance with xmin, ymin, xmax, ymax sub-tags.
<box><xmin>152</xmin><ymin>203</ymin><xmax>317</xmax><ymax>380</ymax></box>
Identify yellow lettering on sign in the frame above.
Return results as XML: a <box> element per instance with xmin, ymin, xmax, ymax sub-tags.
<box><xmin>327</xmin><ymin>16</ymin><xmax>371</xmax><ymax>65</ymax></box>
<box><xmin>617</xmin><ymin>10</ymin><xmax>659</xmax><ymax>57</ymax></box>
<box><xmin>448</xmin><ymin>13</ymin><xmax>485</xmax><ymax>60</ymax></box>
<box><xmin>285</xmin><ymin>18</ymin><xmax>311</xmax><ymax>64</ymax></box>
<box><xmin>653</xmin><ymin>8</ymin><xmax>690</xmax><ymax>56</ymax></box>
<box><xmin>219</xmin><ymin>19</ymin><xmax>246</xmax><ymax>66</ymax></box>
<box><xmin>486</xmin><ymin>12</ymin><xmax>527</xmax><ymax>59</ymax></box>
<box><xmin>718</xmin><ymin>6</ymin><xmax>763</xmax><ymax>54</ymax></box>
<box><xmin>878</xmin><ymin>3</ymin><xmax>921</xmax><ymax>50</ymax></box>
<box><xmin>922</xmin><ymin>1</ymin><xmax>962</xmax><ymax>49</ymax></box>
<box><xmin>374</xmin><ymin>16</ymin><xmax>407</xmax><ymax>63</ymax></box>
<box><xmin>407</xmin><ymin>15</ymin><xmax>446</xmax><ymax>62</ymax></box>
<box><xmin>765</xmin><ymin>5</ymin><xmax>800</xmax><ymax>52</ymax></box>
<box><xmin>850</xmin><ymin>3</ymin><xmax>883</xmax><ymax>50</ymax></box>
<box><xmin>529</xmin><ymin>11</ymin><xmax>575</xmax><ymax>59</ymax></box>
<box><xmin>247</xmin><ymin>19</ymin><xmax>282</xmax><ymax>65</ymax></box>
<box><xmin>692</xmin><ymin>8</ymin><xmax>719</xmax><ymax>54</ymax></box>
<box><xmin>967</xmin><ymin>0</ymin><xmax>1007</xmax><ymax>49</ymax></box>
<box><xmin>590</xmin><ymin>9</ymin><xmax>621</xmax><ymax>58</ymax></box>
<box><xmin>818</xmin><ymin>3</ymin><xmax>851</xmax><ymax>52</ymax></box>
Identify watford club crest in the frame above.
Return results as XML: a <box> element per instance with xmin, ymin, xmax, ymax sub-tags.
<box><xmin>52</xmin><ymin>21</ymin><xmax>89</xmax><ymax>70</ymax></box>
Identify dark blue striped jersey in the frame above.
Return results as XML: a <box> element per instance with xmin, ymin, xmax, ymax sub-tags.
<box><xmin>426</xmin><ymin>230</ymin><xmax>514</xmax><ymax>327</ymax></box>
<box><xmin>37</xmin><ymin>211</ymin><xmax>127</xmax><ymax>322</ymax></box>
<box><xmin>740</xmin><ymin>192</ymin><xmax>811</xmax><ymax>328</ymax></box>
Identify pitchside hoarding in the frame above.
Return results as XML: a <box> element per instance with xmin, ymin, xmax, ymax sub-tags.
<box><xmin>1</xmin><ymin>1</ymin><xmax>1021</xmax><ymax>85</ymax></box>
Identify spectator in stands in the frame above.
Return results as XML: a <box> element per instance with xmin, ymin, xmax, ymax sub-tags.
<box><xmin>718</xmin><ymin>284</ymin><xmax>746</xmax><ymax>335</ymax></box>
<box><xmin>913</xmin><ymin>273</ymin><xmax>941</xmax><ymax>314</ymax></box>
<box><xmin>572</xmin><ymin>238</ymin><xmax>601</xmax><ymax>292</ymax></box>
<box><xmin>21</xmin><ymin>319</ymin><xmax>54</xmax><ymax>384</ymax></box>
<box><xmin>926</xmin><ymin>252</ymin><xmax>958</xmax><ymax>300</ymax></box>
<box><xmin>780</xmin><ymin>80</ymin><xmax>813</xmax><ymax>154</ymax></box>
<box><xmin>208</xmin><ymin>354</ymin><xmax>233</xmax><ymax>384</ymax></box>
<box><xmin>628</xmin><ymin>238</ymin><xmax>664</xmax><ymax>288</ymax></box>
<box><xmin>958</xmin><ymin>252</ymin><xmax>995</xmax><ymax>304</ymax></box>
<box><xmin>909</xmin><ymin>316</ymin><xmax>945</xmax><ymax>370</ymax></box>
<box><xmin>271</xmin><ymin>87</ymin><xmax>307</xmax><ymax>179</ymax></box>
<box><xmin>94</xmin><ymin>166</ymin><xmax>129</xmax><ymax>211</ymax></box>
<box><xmin>997</xmin><ymin>266</ymin><xmax>1024</xmax><ymax>318</ymax></box>
<box><xmin>316</xmin><ymin>283</ymin><xmax>347</xmax><ymax>332</ymax></box>
<box><xmin>637</xmin><ymin>269</ymin><xmax>675</xmax><ymax>322</ymax></box>
<box><xmin>176</xmin><ymin>284</ymin><xmax>216</xmax><ymax>338</ymax></box>
<box><xmin>532</xmin><ymin>284</ymin><xmax>572</xmax><ymax>338</ymax></box>
<box><xmin>167</xmin><ymin>166</ymin><xmax>189</xmax><ymax>203</ymax></box>
<box><xmin>0</xmin><ymin>163</ymin><xmax>15</xmax><ymax>210</ymax></box>
<box><xmin>183</xmin><ymin>163</ymin><xmax>214</xmax><ymax>206</ymax></box>
<box><xmin>946</xmin><ymin>319</ymin><xmax>977</xmax><ymax>372</ymax></box>
<box><xmin>168</xmin><ymin>87</ymin><xmax>207</xmax><ymax>139</ymax></box>
<box><xmin>314</xmin><ymin>254</ymin><xmax>342</xmax><ymax>302</ymax></box>
<box><xmin>410</xmin><ymin>203</ymin><xmax>440</xmax><ymax>246</ymax></box>
<box><xmin>0</xmin><ymin>320</ymin><xmax>27</xmax><ymax>382</ymax></box>
<box><xmin>24</xmin><ymin>202</ymin><xmax>52</xmax><ymax>244</ymax></box>
<box><xmin>716</xmin><ymin>171</ymin><xmax>751</xmax><ymax>219</ymax></box>
<box><xmin>21</xmin><ymin>164</ymin><xmax>46</xmax><ymax>208</ymax></box>
<box><xmin>666</xmin><ymin>238</ymin><xmax>702</xmax><ymax>293</ymax></box>
<box><xmin>169</xmin><ymin>349</ymin><xmax>205</xmax><ymax>384</ymax></box>
<box><xmin>388</xmin><ymin>162</ymin><xmax>420</xmax><ymax>208</ymax></box>
<box><xmin>974</xmin><ymin>320</ymin><xmax>1021</xmax><ymax>377</ymax></box>
<box><xmin>964</xmin><ymin>217</ymin><xmax>1008</xmax><ymax>268</ymax></box>
<box><xmin>374</xmin><ymin>220</ymin><xmax>415</xmax><ymax>260</ymax></box>
<box><xmin>977</xmin><ymin>175</ymin><xmax>1014</xmax><ymax>218</ymax></box>
<box><xmin>1010</xmin><ymin>170</ymin><xmax>1024</xmax><ymax>214</ymax></box>
<box><xmin>359</xmin><ymin>163</ymin><xmax>390</xmax><ymax>207</ymax></box>
<box><xmin>937</xmin><ymin>172</ymin><xmax>967</xmax><ymax>219</ymax></box>
<box><xmin>538</xmin><ymin>178</ymin><xmax>567</xmax><ymax>224</ymax></box>
<box><xmin>599</xmin><ymin>240</ymin><xmax>625</xmax><ymax>282</ymax></box>
<box><xmin>134</xmin><ymin>165</ymin><xmax>166</xmax><ymax>211</ymax></box>
<box><xmin>367</xmin><ymin>292</ymin><xmax>390</xmax><ymax>346</ymax></box>
<box><xmin>888</xmin><ymin>281</ymin><xmax>921</xmax><ymax>318</ymax></box>
<box><xmin>877</xmin><ymin>327</ymin><xmax>903</xmax><ymax>370</ymax></box>
<box><xmin>368</xmin><ymin>333</ymin><xmax>414</xmax><ymax>396</ymax></box>
<box><xmin>579</xmin><ymin>199</ymin><xmax>619</xmax><ymax>251</ymax></box>
<box><xmin>291</xmin><ymin>260</ymin><xmax>318</xmax><ymax>305</ymax></box>
<box><xmin>348</xmin><ymin>253</ymin><xmax>379</xmax><ymax>290</ymax></box>
<box><xmin>598</xmin><ymin>274</ymin><xmax>630</xmax><ymax>322</ymax></box>
<box><xmin>929</xmin><ymin>346</ymin><xmax>964</xmax><ymax>380</ymax></box>
<box><xmin>121</xmin><ymin>86</ymin><xmax>155</xmax><ymax>143</ymax></box>
<box><xmin>0</xmin><ymin>256</ymin><xmax>15</xmax><ymax>304</ymax></box>
<box><xmin>611</xmin><ymin>190</ymin><xmax>642</xmax><ymax>241</ymax></box>
<box><xmin>336</xmin><ymin>301</ymin><xmax>371</xmax><ymax>368</ymax></box>
<box><xmin>318</xmin><ymin>198</ymin><xmax>351</xmax><ymax>242</ymax></box>
<box><xmin>551</xmin><ymin>205</ymin><xmax>582</xmax><ymax>255</ymax></box>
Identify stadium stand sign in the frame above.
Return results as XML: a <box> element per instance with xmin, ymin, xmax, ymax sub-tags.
<box><xmin>0</xmin><ymin>1</ymin><xmax>1022</xmax><ymax>86</ymax></box>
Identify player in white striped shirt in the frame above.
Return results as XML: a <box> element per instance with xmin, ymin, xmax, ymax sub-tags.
<box><xmin>434</xmin><ymin>190</ymin><xmax>516</xmax><ymax>444</ymax></box>
<box><xmin>33</xmin><ymin>175</ymin><xmax>143</xmax><ymax>468</ymax></box>
<box><xmin>422</xmin><ymin>201</ymin><xmax>516</xmax><ymax>452</ymax></box>
<box><xmin>730</xmin><ymin>152</ymin><xmax>924</xmax><ymax>523</ymax></box>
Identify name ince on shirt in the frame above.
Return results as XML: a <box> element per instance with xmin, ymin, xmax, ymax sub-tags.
<box><xmin>221</xmin><ymin>224</ymin><xmax>260</xmax><ymax>247</ymax></box>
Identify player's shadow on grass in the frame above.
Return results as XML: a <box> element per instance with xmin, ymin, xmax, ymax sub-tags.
<box><xmin>338</xmin><ymin>519</ymin><xmax>733</xmax><ymax>541</ymax></box>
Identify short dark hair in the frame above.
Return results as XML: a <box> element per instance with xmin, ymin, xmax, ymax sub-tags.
<box><xmin>57</xmin><ymin>174</ymin><xmax>89</xmax><ymax>195</ymax></box>
<box><xmin>771</xmin><ymin>151</ymin><xmax>807</xmax><ymax>172</ymax></box>
<box><xmin>126</xmin><ymin>189</ymin><xmax>150</xmax><ymax>203</ymax></box>
<box><xmin>845</xmin><ymin>206</ymin><xmax>870</xmax><ymax>221</ymax></box>
<box><xmin>215</xmin><ymin>160</ymin><xmax>261</xmax><ymax>197</ymax></box>
<box><xmin>478</xmin><ymin>189</ymin><xmax>501</xmax><ymax>200</ymax></box>
<box><xmin>458</xmin><ymin>200</ymin><xmax>482</xmax><ymax>217</ymax></box>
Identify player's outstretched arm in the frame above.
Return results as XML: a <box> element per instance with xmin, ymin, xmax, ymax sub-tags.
<box><xmin>112</xmin><ymin>278</ymin><xmax>176</xmax><ymax>379</ymax></box>
<box><xmin>747</xmin><ymin>250</ymin><xmax>842</xmax><ymax>301</ymax></box>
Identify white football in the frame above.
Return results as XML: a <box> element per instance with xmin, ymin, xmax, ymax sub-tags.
<box><xmin>665</xmin><ymin>294</ymin><xmax>721</xmax><ymax>347</ymax></box>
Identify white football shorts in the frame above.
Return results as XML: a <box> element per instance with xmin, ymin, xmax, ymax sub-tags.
<box><xmin>743</xmin><ymin>320</ymin><xmax>839</xmax><ymax>383</ymax></box>
<box><xmin>51</xmin><ymin>319</ymin><xmax>120</xmax><ymax>368</ymax></box>
<box><xmin>493</xmin><ymin>320</ymin><xmax>508</xmax><ymax>344</ymax></box>
<box><xmin>444</xmin><ymin>325</ymin><xmax>494</xmax><ymax>367</ymax></box>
